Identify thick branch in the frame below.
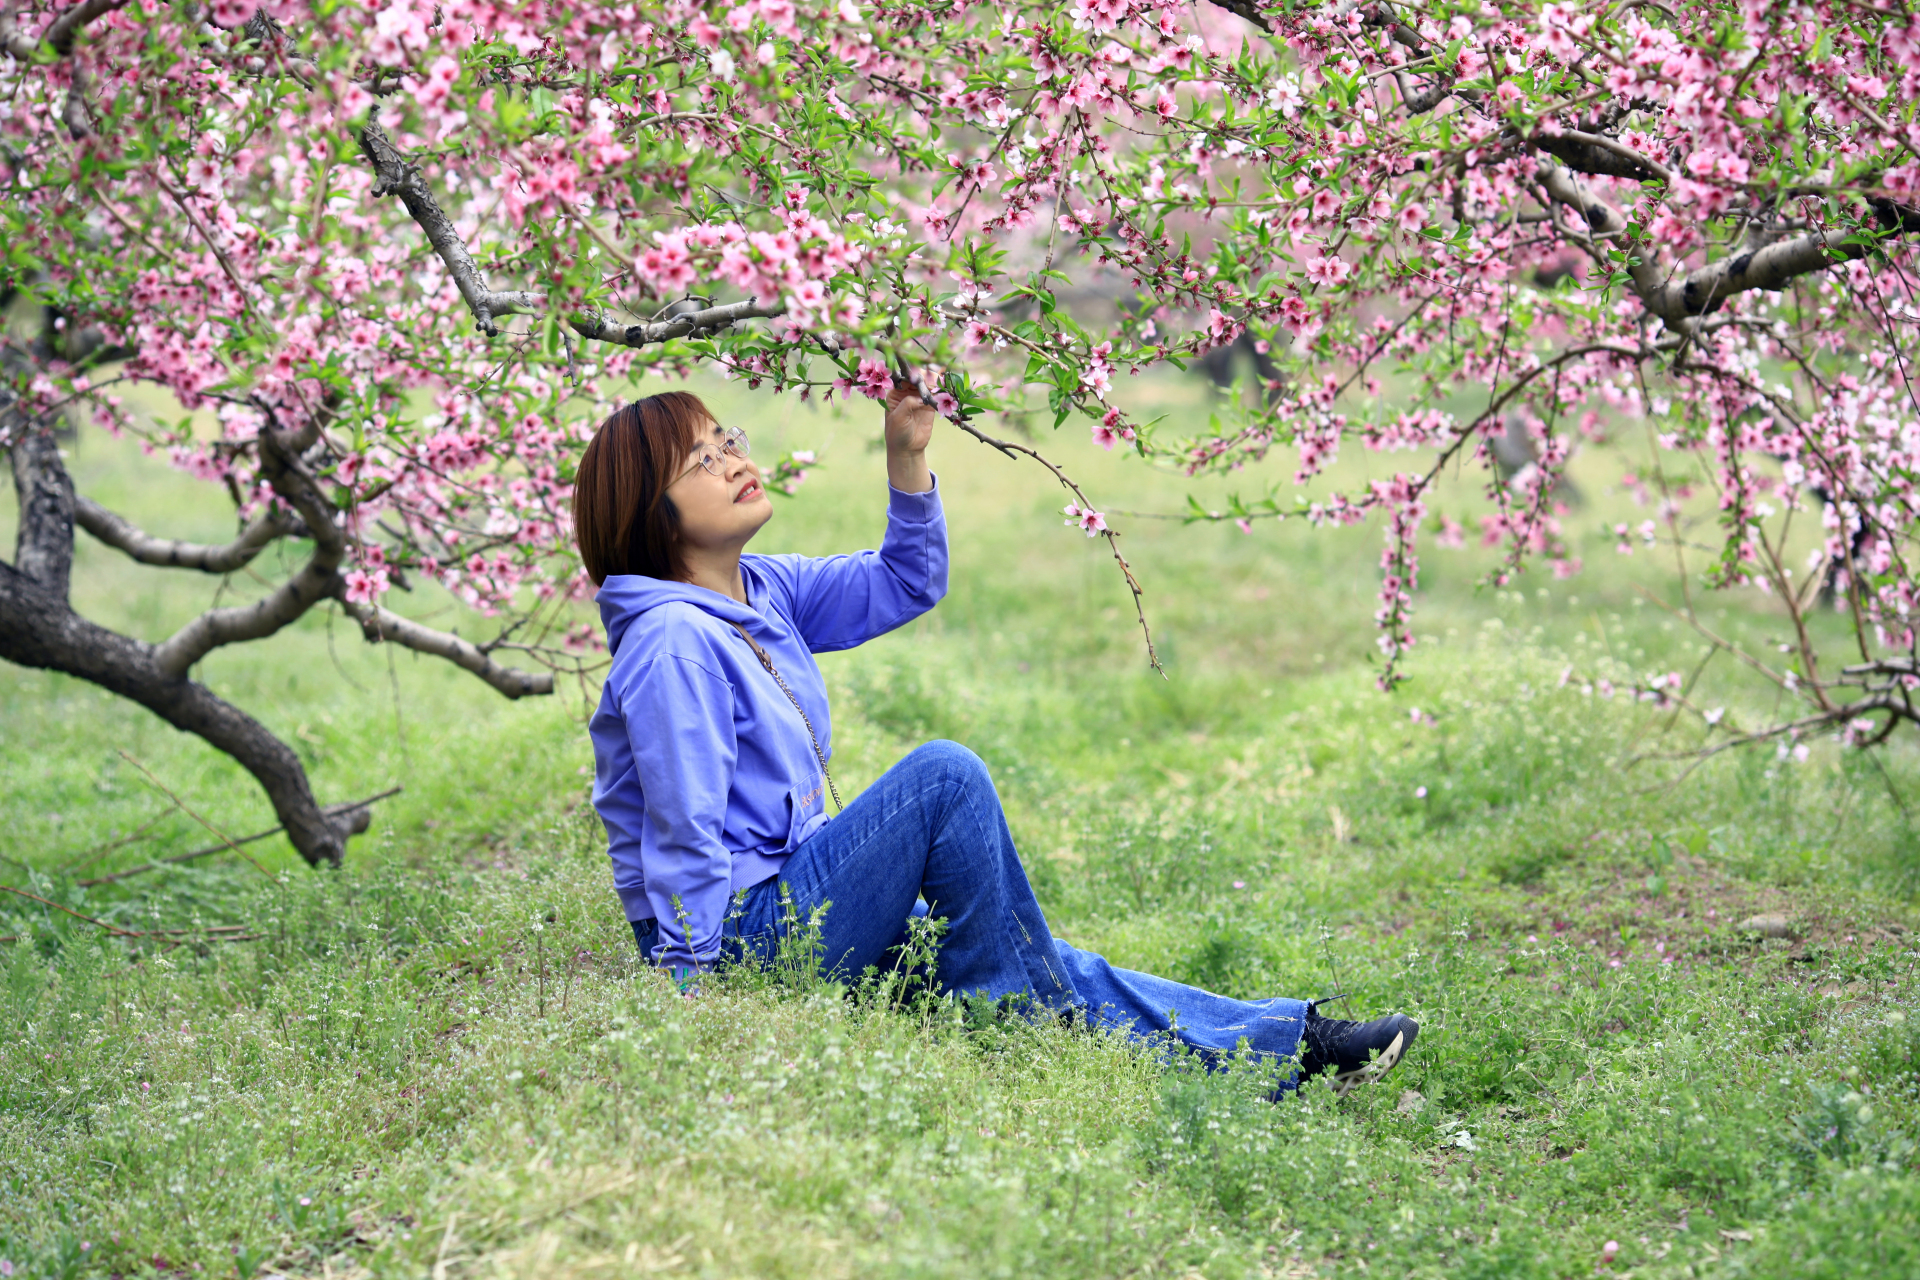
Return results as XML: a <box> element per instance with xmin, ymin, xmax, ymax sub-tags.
<box><xmin>358</xmin><ymin>121</ymin><xmax>542</xmax><ymax>336</ymax></box>
<box><xmin>150</xmin><ymin>426</ymin><xmax>345</xmax><ymax>676</ymax></box>
<box><xmin>570</xmin><ymin>300</ymin><xmax>790</xmax><ymax>348</ymax></box>
<box><xmin>151</xmin><ymin>553</ymin><xmax>341</xmax><ymax>676</ymax></box>
<box><xmin>1643</xmin><ymin>231</ymin><xmax>1855</xmax><ymax>320</ymax></box>
<box><xmin>75</xmin><ymin>496</ymin><xmax>293</xmax><ymax>573</ymax></box>
<box><xmin>0</xmin><ymin>554</ymin><xmax>348</xmax><ymax>866</ymax></box>
<box><xmin>337</xmin><ymin>599</ymin><xmax>554</xmax><ymax>698</ymax></box>
<box><xmin>7</xmin><ymin>421</ymin><xmax>75</xmax><ymax>593</ymax></box>
<box><xmin>1534</xmin><ymin>130</ymin><xmax>1672</xmax><ymax>184</ymax></box>
<box><xmin>1204</xmin><ymin>0</ymin><xmax>1271</xmax><ymax>33</ymax></box>
<box><xmin>0</xmin><ymin>0</ymin><xmax>125</xmax><ymax>59</ymax></box>
<box><xmin>1534</xmin><ymin>161</ymin><xmax>1860</xmax><ymax>323</ymax></box>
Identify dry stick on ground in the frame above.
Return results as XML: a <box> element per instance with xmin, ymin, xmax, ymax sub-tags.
<box><xmin>0</xmin><ymin>885</ymin><xmax>255</xmax><ymax>947</ymax></box>
<box><xmin>55</xmin><ymin>807</ymin><xmax>178</xmax><ymax>876</ymax></box>
<box><xmin>0</xmin><ymin>883</ymin><xmax>140</xmax><ymax>936</ymax></box>
<box><xmin>78</xmin><ymin>787</ymin><xmax>403</xmax><ymax>887</ymax></box>
<box><xmin>116</xmin><ymin>750</ymin><xmax>281</xmax><ymax>881</ymax></box>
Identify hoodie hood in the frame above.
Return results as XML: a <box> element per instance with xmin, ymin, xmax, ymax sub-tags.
<box><xmin>596</xmin><ymin>572</ymin><xmax>772</xmax><ymax>656</ymax></box>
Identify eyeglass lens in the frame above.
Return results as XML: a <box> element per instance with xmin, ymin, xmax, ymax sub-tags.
<box><xmin>696</xmin><ymin>428</ymin><xmax>750</xmax><ymax>477</ymax></box>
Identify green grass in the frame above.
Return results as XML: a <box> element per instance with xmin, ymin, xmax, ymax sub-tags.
<box><xmin>4</xmin><ymin>370</ymin><xmax>1920</xmax><ymax>1279</ymax></box>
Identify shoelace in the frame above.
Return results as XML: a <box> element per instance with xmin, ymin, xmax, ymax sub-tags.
<box><xmin>1300</xmin><ymin>994</ymin><xmax>1355</xmax><ymax>1068</ymax></box>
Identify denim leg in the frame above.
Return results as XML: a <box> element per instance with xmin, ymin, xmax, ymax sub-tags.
<box><xmin>733</xmin><ymin>739</ymin><xmax>1076</xmax><ymax>1008</ymax></box>
<box><xmin>643</xmin><ymin>739</ymin><xmax>1308</xmax><ymax>1085</ymax></box>
<box><xmin>1056</xmin><ymin>942</ymin><xmax>1308</xmax><ymax>1074</ymax></box>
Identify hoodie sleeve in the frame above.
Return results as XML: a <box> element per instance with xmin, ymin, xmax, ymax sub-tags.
<box><xmin>621</xmin><ymin>653</ymin><xmax>737</xmax><ymax>968</ymax></box>
<box><xmin>759</xmin><ymin>480</ymin><xmax>948</xmax><ymax>653</ymax></box>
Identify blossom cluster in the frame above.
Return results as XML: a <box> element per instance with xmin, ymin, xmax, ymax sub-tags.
<box><xmin>4</xmin><ymin>0</ymin><xmax>1920</xmax><ymax>729</ymax></box>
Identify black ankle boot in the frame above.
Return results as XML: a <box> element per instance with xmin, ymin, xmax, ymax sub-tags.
<box><xmin>1297</xmin><ymin>998</ymin><xmax>1419</xmax><ymax>1095</ymax></box>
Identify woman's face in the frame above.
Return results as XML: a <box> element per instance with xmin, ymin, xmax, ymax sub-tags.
<box><xmin>665</xmin><ymin>418</ymin><xmax>773</xmax><ymax>561</ymax></box>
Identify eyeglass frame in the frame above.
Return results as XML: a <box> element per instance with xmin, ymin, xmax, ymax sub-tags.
<box><xmin>674</xmin><ymin>426</ymin><xmax>752</xmax><ymax>483</ymax></box>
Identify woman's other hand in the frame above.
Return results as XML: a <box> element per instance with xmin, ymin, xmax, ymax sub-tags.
<box><xmin>884</xmin><ymin>381</ymin><xmax>935</xmax><ymax>493</ymax></box>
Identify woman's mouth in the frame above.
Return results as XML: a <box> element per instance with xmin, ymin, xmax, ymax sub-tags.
<box><xmin>734</xmin><ymin>479</ymin><xmax>763</xmax><ymax>503</ymax></box>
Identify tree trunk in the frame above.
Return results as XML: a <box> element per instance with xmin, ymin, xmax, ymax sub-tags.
<box><xmin>3</xmin><ymin>419</ymin><xmax>355</xmax><ymax>867</ymax></box>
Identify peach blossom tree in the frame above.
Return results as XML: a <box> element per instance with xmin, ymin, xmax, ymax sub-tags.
<box><xmin>4</xmin><ymin>0</ymin><xmax>1919</xmax><ymax>863</ymax></box>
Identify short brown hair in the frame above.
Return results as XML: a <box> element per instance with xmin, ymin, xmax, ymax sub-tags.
<box><xmin>573</xmin><ymin>391</ymin><xmax>713</xmax><ymax>585</ymax></box>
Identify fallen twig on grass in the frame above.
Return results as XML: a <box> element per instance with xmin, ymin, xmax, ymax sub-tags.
<box><xmin>0</xmin><ymin>884</ymin><xmax>259</xmax><ymax>948</ymax></box>
<box><xmin>54</xmin><ymin>807</ymin><xmax>177</xmax><ymax>875</ymax></box>
<box><xmin>0</xmin><ymin>883</ymin><xmax>141</xmax><ymax>935</ymax></box>
<box><xmin>77</xmin><ymin>787</ymin><xmax>403</xmax><ymax>886</ymax></box>
<box><xmin>116</xmin><ymin>750</ymin><xmax>281</xmax><ymax>880</ymax></box>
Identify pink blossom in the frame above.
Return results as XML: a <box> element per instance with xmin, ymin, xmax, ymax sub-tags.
<box><xmin>344</xmin><ymin>566</ymin><xmax>391</xmax><ymax>604</ymax></box>
<box><xmin>1062</xmin><ymin>502</ymin><xmax>1108</xmax><ymax>536</ymax></box>
<box><xmin>855</xmin><ymin>357</ymin><xmax>892</xmax><ymax>399</ymax></box>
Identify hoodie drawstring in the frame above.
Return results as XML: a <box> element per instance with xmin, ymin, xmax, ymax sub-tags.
<box><xmin>729</xmin><ymin>623</ymin><xmax>844</xmax><ymax>813</ymax></box>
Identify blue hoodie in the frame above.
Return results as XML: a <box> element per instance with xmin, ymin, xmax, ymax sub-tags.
<box><xmin>588</xmin><ymin>481</ymin><xmax>947</xmax><ymax>968</ymax></box>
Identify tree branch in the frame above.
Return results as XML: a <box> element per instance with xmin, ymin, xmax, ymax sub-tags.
<box><xmin>6</xmin><ymin>407</ymin><xmax>75</xmax><ymax>594</ymax></box>
<box><xmin>74</xmin><ymin>495</ymin><xmax>293</xmax><ymax>573</ymax></box>
<box><xmin>149</xmin><ymin>424</ymin><xmax>345</xmax><ymax>677</ymax></box>
<box><xmin>0</xmin><ymin>558</ymin><xmax>353</xmax><ymax>865</ymax></box>
<box><xmin>1644</xmin><ymin>230</ymin><xmax>1856</xmax><ymax>321</ymax></box>
<box><xmin>570</xmin><ymin>299</ymin><xmax>789</xmax><ymax>348</ymax></box>
<box><xmin>1533</xmin><ymin>129</ymin><xmax>1672</xmax><ymax>184</ymax></box>
<box><xmin>358</xmin><ymin>121</ymin><xmax>542</xmax><ymax>336</ymax></box>
<box><xmin>0</xmin><ymin>0</ymin><xmax>126</xmax><ymax>60</ymax></box>
<box><xmin>1395</xmin><ymin>69</ymin><xmax>1456</xmax><ymax>114</ymax></box>
<box><xmin>150</xmin><ymin>552</ymin><xmax>341</xmax><ymax>677</ymax></box>
<box><xmin>1203</xmin><ymin>0</ymin><xmax>1272</xmax><ymax>33</ymax></box>
<box><xmin>337</xmin><ymin>599</ymin><xmax>555</xmax><ymax>698</ymax></box>
<box><xmin>362</xmin><ymin>121</ymin><xmax>788</xmax><ymax>346</ymax></box>
<box><xmin>1534</xmin><ymin>160</ymin><xmax>1861</xmax><ymax>323</ymax></box>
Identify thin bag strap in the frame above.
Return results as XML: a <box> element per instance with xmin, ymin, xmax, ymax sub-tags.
<box><xmin>730</xmin><ymin>622</ymin><xmax>844</xmax><ymax>813</ymax></box>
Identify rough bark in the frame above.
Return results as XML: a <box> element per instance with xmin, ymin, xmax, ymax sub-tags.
<box><xmin>339</xmin><ymin>599</ymin><xmax>555</xmax><ymax>697</ymax></box>
<box><xmin>358</xmin><ymin>121</ymin><xmax>543</xmax><ymax>336</ymax></box>
<box><xmin>75</xmin><ymin>496</ymin><xmax>294</xmax><ymax>572</ymax></box>
<box><xmin>570</xmin><ymin>299</ymin><xmax>790</xmax><ymax>348</ymax></box>
<box><xmin>9</xmin><ymin>423</ymin><xmax>75</xmax><ymax>592</ymax></box>
<box><xmin>1535</xmin><ymin>161</ymin><xmax>1859</xmax><ymax>323</ymax></box>
<box><xmin>1</xmin><ymin>414</ymin><xmax>351</xmax><ymax>866</ymax></box>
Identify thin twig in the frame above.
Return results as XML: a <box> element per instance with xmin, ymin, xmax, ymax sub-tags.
<box><xmin>77</xmin><ymin>788</ymin><xmax>402</xmax><ymax>886</ymax></box>
<box><xmin>0</xmin><ymin>884</ymin><xmax>140</xmax><ymax>936</ymax></box>
<box><xmin>53</xmin><ymin>808</ymin><xmax>177</xmax><ymax>875</ymax></box>
<box><xmin>115</xmin><ymin>751</ymin><xmax>280</xmax><ymax>882</ymax></box>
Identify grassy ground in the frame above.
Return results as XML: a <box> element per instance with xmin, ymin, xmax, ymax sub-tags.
<box><xmin>4</xmin><ymin>370</ymin><xmax>1920</xmax><ymax>1279</ymax></box>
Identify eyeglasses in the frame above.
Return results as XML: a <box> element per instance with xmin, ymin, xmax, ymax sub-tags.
<box><xmin>676</xmin><ymin>426</ymin><xmax>751</xmax><ymax>482</ymax></box>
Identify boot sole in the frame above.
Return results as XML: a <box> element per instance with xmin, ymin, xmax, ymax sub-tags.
<box><xmin>1328</xmin><ymin>1021</ymin><xmax>1417</xmax><ymax>1097</ymax></box>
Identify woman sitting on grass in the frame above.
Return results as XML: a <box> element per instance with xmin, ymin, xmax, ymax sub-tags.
<box><xmin>572</xmin><ymin>384</ymin><xmax>1419</xmax><ymax>1095</ymax></box>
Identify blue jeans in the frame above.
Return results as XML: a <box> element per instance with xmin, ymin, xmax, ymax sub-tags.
<box><xmin>631</xmin><ymin>740</ymin><xmax>1307</xmax><ymax>1074</ymax></box>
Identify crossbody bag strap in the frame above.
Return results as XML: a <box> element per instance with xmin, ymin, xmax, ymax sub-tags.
<box><xmin>730</xmin><ymin>622</ymin><xmax>844</xmax><ymax>813</ymax></box>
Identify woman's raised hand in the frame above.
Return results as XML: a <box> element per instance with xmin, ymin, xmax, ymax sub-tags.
<box><xmin>883</xmin><ymin>381</ymin><xmax>935</xmax><ymax>493</ymax></box>
<box><xmin>884</xmin><ymin>381</ymin><xmax>937</xmax><ymax>456</ymax></box>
